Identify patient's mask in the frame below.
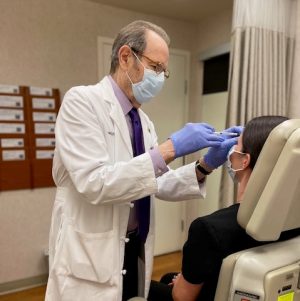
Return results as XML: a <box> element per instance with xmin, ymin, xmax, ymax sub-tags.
<box><xmin>226</xmin><ymin>146</ymin><xmax>246</xmax><ymax>182</ymax></box>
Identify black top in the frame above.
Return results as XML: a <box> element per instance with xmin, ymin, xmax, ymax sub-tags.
<box><xmin>182</xmin><ymin>204</ymin><xmax>300</xmax><ymax>301</ymax></box>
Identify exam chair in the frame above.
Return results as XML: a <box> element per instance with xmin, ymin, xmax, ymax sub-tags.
<box><xmin>214</xmin><ymin>119</ymin><xmax>300</xmax><ymax>301</ymax></box>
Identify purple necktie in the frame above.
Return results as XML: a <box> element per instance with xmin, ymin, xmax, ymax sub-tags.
<box><xmin>128</xmin><ymin>108</ymin><xmax>150</xmax><ymax>242</ymax></box>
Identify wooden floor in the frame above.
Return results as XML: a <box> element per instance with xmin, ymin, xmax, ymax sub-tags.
<box><xmin>0</xmin><ymin>251</ymin><xmax>182</xmax><ymax>301</ymax></box>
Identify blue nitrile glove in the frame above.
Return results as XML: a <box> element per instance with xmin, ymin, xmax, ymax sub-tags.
<box><xmin>170</xmin><ymin>123</ymin><xmax>224</xmax><ymax>158</ymax></box>
<box><xmin>203</xmin><ymin>125</ymin><xmax>244</xmax><ymax>169</ymax></box>
<box><xmin>224</xmin><ymin>125</ymin><xmax>244</xmax><ymax>136</ymax></box>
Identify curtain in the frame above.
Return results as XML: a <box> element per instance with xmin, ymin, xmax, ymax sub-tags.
<box><xmin>220</xmin><ymin>0</ymin><xmax>297</xmax><ymax>208</ymax></box>
<box><xmin>289</xmin><ymin>0</ymin><xmax>300</xmax><ymax>117</ymax></box>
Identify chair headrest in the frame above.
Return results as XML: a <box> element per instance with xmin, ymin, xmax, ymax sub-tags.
<box><xmin>238</xmin><ymin>119</ymin><xmax>300</xmax><ymax>241</ymax></box>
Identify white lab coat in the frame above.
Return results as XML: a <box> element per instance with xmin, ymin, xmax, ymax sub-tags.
<box><xmin>45</xmin><ymin>76</ymin><xmax>205</xmax><ymax>301</ymax></box>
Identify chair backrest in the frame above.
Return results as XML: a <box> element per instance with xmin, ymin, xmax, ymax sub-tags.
<box><xmin>238</xmin><ymin>119</ymin><xmax>300</xmax><ymax>240</ymax></box>
<box><xmin>214</xmin><ymin>119</ymin><xmax>300</xmax><ymax>301</ymax></box>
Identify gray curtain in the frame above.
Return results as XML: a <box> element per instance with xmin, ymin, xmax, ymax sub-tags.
<box><xmin>219</xmin><ymin>0</ymin><xmax>297</xmax><ymax>208</ymax></box>
<box><xmin>289</xmin><ymin>0</ymin><xmax>300</xmax><ymax>117</ymax></box>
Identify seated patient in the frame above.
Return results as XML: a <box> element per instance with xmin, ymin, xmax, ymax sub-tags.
<box><xmin>149</xmin><ymin>116</ymin><xmax>300</xmax><ymax>301</ymax></box>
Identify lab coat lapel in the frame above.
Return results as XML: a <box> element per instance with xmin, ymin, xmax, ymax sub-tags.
<box><xmin>108</xmin><ymin>98</ymin><xmax>132</xmax><ymax>156</ymax></box>
<box><xmin>101</xmin><ymin>76</ymin><xmax>136</xmax><ymax>156</ymax></box>
<box><xmin>100</xmin><ymin>76</ymin><xmax>133</xmax><ymax>156</ymax></box>
<box><xmin>139</xmin><ymin>109</ymin><xmax>152</xmax><ymax>151</ymax></box>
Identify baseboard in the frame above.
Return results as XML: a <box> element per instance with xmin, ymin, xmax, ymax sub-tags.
<box><xmin>0</xmin><ymin>274</ymin><xmax>48</xmax><ymax>295</ymax></box>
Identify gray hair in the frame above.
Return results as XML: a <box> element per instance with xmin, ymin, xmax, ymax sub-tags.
<box><xmin>110</xmin><ymin>20</ymin><xmax>170</xmax><ymax>74</ymax></box>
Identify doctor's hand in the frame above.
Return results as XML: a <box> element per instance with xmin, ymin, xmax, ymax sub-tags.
<box><xmin>203</xmin><ymin>125</ymin><xmax>244</xmax><ymax>169</ymax></box>
<box><xmin>170</xmin><ymin>123</ymin><xmax>224</xmax><ymax>159</ymax></box>
<box><xmin>224</xmin><ymin>125</ymin><xmax>244</xmax><ymax>136</ymax></box>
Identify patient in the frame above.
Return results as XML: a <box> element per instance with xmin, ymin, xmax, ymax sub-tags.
<box><xmin>148</xmin><ymin>116</ymin><xmax>300</xmax><ymax>301</ymax></box>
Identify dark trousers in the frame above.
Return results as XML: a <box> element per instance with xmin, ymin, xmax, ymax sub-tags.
<box><xmin>122</xmin><ymin>233</ymin><xmax>176</xmax><ymax>301</ymax></box>
<box><xmin>148</xmin><ymin>273</ymin><xmax>176</xmax><ymax>301</ymax></box>
<box><xmin>122</xmin><ymin>231</ymin><xmax>140</xmax><ymax>301</ymax></box>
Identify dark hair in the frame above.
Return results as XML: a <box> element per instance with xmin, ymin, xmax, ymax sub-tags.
<box><xmin>110</xmin><ymin>20</ymin><xmax>170</xmax><ymax>74</ymax></box>
<box><xmin>242</xmin><ymin>116</ymin><xmax>288</xmax><ymax>169</ymax></box>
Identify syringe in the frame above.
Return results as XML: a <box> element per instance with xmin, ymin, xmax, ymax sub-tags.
<box><xmin>214</xmin><ymin>131</ymin><xmax>239</xmax><ymax>136</ymax></box>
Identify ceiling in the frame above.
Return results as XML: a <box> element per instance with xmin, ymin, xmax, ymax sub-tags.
<box><xmin>88</xmin><ymin>0</ymin><xmax>234</xmax><ymax>23</ymax></box>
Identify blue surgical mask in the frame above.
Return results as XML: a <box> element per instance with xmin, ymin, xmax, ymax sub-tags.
<box><xmin>127</xmin><ymin>53</ymin><xmax>165</xmax><ymax>104</ymax></box>
<box><xmin>226</xmin><ymin>145</ymin><xmax>246</xmax><ymax>182</ymax></box>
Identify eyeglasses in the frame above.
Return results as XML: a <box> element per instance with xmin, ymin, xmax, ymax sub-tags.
<box><xmin>130</xmin><ymin>47</ymin><xmax>170</xmax><ymax>79</ymax></box>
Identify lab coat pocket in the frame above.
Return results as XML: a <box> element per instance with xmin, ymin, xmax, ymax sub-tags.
<box><xmin>61</xmin><ymin>223</ymin><xmax>115</xmax><ymax>284</ymax></box>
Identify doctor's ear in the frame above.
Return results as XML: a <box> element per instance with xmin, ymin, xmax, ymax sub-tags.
<box><xmin>118</xmin><ymin>45</ymin><xmax>133</xmax><ymax>71</ymax></box>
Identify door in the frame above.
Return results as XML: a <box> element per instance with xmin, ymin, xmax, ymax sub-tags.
<box><xmin>200</xmin><ymin>92</ymin><xmax>228</xmax><ymax>216</ymax></box>
<box><xmin>199</xmin><ymin>53</ymin><xmax>230</xmax><ymax>216</ymax></box>
<box><xmin>98</xmin><ymin>37</ymin><xmax>190</xmax><ymax>255</ymax></box>
<box><xmin>143</xmin><ymin>50</ymin><xmax>190</xmax><ymax>255</ymax></box>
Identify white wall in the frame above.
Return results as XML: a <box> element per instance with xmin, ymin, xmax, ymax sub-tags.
<box><xmin>0</xmin><ymin>189</ymin><xmax>55</xmax><ymax>284</ymax></box>
<box><xmin>0</xmin><ymin>0</ymin><xmax>233</xmax><ymax>289</ymax></box>
<box><xmin>0</xmin><ymin>0</ymin><xmax>197</xmax><ymax>96</ymax></box>
<box><xmin>190</xmin><ymin>8</ymin><xmax>233</xmax><ymax>123</ymax></box>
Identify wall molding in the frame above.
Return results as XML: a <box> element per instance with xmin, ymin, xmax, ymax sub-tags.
<box><xmin>0</xmin><ymin>274</ymin><xmax>48</xmax><ymax>295</ymax></box>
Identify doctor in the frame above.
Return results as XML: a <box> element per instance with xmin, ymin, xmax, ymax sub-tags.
<box><xmin>45</xmin><ymin>20</ymin><xmax>237</xmax><ymax>301</ymax></box>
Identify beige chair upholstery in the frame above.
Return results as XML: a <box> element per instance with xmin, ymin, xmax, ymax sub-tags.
<box><xmin>214</xmin><ymin>119</ymin><xmax>300</xmax><ymax>301</ymax></box>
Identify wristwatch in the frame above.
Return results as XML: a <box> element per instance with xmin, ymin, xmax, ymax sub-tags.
<box><xmin>195</xmin><ymin>159</ymin><xmax>212</xmax><ymax>175</ymax></box>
